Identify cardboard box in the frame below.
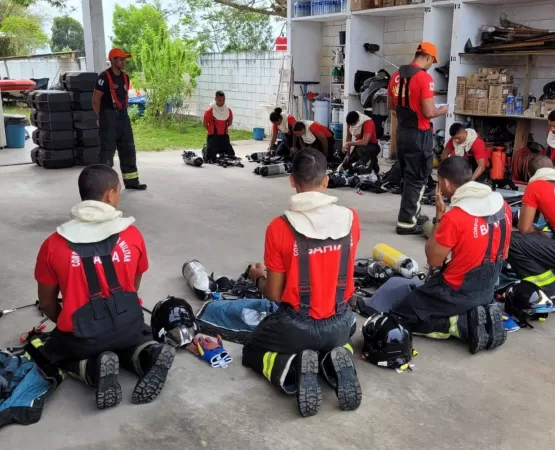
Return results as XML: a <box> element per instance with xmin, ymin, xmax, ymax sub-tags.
<box><xmin>367</xmin><ymin>0</ymin><xmax>382</xmax><ymax>7</ymax></box>
<box><xmin>466</xmin><ymin>74</ymin><xmax>480</xmax><ymax>88</ymax></box>
<box><xmin>489</xmin><ymin>84</ymin><xmax>513</xmax><ymax>100</ymax></box>
<box><xmin>487</xmin><ymin>70</ymin><xmax>513</xmax><ymax>84</ymax></box>
<box><xmin>477</xmin><ymin>80</ymin><xmax>489</xmax><ymax>90</ymax></box>
<box><xmin>543</xmin><ymin>99</ymin><xmax>555</xmax><ymax>117</ymax></box>
<box><xmin>476</xmin><ymin>98</ymin><xmax>489</xmax><ymax>115</ymax></box>
<box><xmin>382</xmin><ymin>0</ymin><xmax>395</xmax><ymax>6</ymax></box>
<box><xmin>488</xmin><ymin>99</ymin><xmax>505</xmax><ymax>116</ymax></box>
<box><xmin>479</xmin><ymin>68</ymin><xmax>498</xmax><ymax>78</ymax></box>
<box><xmin>456</xmin><ymin>77</ymin><xmax>466</xmax><ymax>96</ymax></box>
<box><xmin>350</xmin><ymin>0</ymin><xmax>375</xmax><ymax>10</ymax></box>
<box><xmin>455</xmin><ymin>96</ymin><xmax>465</xmax><ymax>113</ymax></box>
<box><xmin>476</xmin><ymin>89</ymin><xmax>488</xmax><ymax>99</ymax></box>
<box><xmin>395</xmin><ymin>0</ymin><xmax>409</xmax><ymax>4</ymax></box>
<box><xmin>466</xmin><ymin>88</ymin><xmax>476</xmax><ymax>98</ymax></box>
<box><xmin>464</xmin><ymin>97</ymin><xmax>477</xmax><ymax>114</ymax></box>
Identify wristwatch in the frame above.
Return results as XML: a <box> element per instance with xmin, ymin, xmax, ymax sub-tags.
<box><xmin>433</xmin><ymin>217</ymin><xmax>441</xmax><ymax>225</ymax></box>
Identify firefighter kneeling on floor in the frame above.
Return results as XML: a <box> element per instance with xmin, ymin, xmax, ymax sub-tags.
<box><xmin>202</xmin><ymin>90</ymin><xmax>235</xmax><ymax>162</ymax></box>
<box><xmin>243</xmin><ymin>147</ymin><xmax>362</xmax><ymax>417</ymax></box>
<box><xmin>34</xmin><ymin>165</ymin><xmax>175</xmax><ymax>409</ymax></box>
<box><xmin>508</xmin><ymin>155</ymin><xmax>555</xmax><ymax>298</ymax></box>
<box><xmin>93</xmin><ymin>48</ymin><xmax>146</xmax><ymax>190</ymax></box>
<box><xmin>391</xmin><ymin>156</ymin><xmax>511</xmax><ymax>354</ymax></box>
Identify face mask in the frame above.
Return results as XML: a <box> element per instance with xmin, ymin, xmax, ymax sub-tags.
<box><xmin>548</xmin><ymin>131</ymin><xmax>555</xmax><ymax>149</ymax></box>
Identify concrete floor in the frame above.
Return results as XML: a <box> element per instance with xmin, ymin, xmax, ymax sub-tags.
<box><xmin>1</xmin><ymin>141</ymin><xmax>554</xmax><ymax>449</ymax></box>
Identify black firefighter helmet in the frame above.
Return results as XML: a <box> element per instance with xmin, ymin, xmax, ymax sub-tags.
<box><xmin>504</xmin><ymin>280</ymin><xmax>553</xmax><ymax>324</ymax></box>
<box><xmin>361</xmin><ymin>312</ymin><xmax>413</xmax><ymax>369</ymax></box>
<box><xmin>151</xmin><ymin>296</ymin><xmax>198</xmax><ymax>347</ymax></box>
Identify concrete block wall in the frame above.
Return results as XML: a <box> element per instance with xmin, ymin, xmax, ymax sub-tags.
<box><xmin>320</xmin><ymin>21</ymin><xmax>346</xmax><ymax>93</ymax></box>
<box><xmin>192</xmin><ymin>51</ymin><xmax>284</xmax><ymax>133</ymax></box>
<box><xmin>382</xmin><ymin>15</ymin><xmax>424</xmax><ymax>73</ymax></box>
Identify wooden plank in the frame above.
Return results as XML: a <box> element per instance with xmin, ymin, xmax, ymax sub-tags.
<box><xmin>514</xmin><ymin>119</ymin><xmax>530</xmax><ymax>153</ymax></box>
<box><xmin>523</xmin><ymin>54</ymin><xmax>533</xmax><ymax>107</ymax></box>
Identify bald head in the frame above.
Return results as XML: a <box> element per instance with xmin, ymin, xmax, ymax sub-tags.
<box><xmin>529</xmin><ymin>155</ymin><xmax>553</xmax><ymax>177</ymax></box>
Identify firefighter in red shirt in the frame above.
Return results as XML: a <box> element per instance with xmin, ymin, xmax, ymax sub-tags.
<box><xmin>387</xmin><ymin>42</ymin><xmax>448</xmax><ymax>235</ymax></box>
<box><xmin>34</xmin><ymin>165</ymin><xmax>175</xmax><ymax>409</ymax></box>
<box><xmin>392</xmin><ymin>157</ymin><xmax>510</xmax><ymax>354</ymax></box>
<box><xmin>269</xmin><ymin>107</ymin><xmax>296</xmax><ymax>157</ymax></box>
<box><xmin>342</xmin><ymin>111</ymin><xmax>380</xmax><ymax>175</ymax></box>
<box><xmin>292</xmin><ymin>120</ymin><xmax>335</xmax><ymax>161</ymax></box>
<box><xmin>243</xmin><ymin>148</ymin><xmax>362</xmax><ymax>417</ymax></box>
<box><xmin>508</xmin><ymin>155</ymin><xmax>555</xmax><ymax>298</ymax></box>
<box><xmin>202</xmin><ymin>90</ymin><xmax>235</xmax><ymax>162</ymax></box>
<box><xmin>93</xmin><ymin>48</ymin><xmax>146</xmax><ymax>190</ymax></box>
<box><xmin>441</xmin><ymin>123</ymin><xmax>489</xmax><ymax>182</ymax></box>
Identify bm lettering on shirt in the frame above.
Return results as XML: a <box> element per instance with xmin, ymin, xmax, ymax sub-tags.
<box><xmin>292</xmin><ymin>238</ymin><xmax>354</xmax><ymax>257</ymax></box>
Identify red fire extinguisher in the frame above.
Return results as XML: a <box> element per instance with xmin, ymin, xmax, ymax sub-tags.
<box><xmin>275</xmin><ymin>34</ymin><xmax>287</xmax><ymax>51</ymax></box>
<box><xmin>490</xmin><ymin>146</ymin><xmax>506</xmax><ymax>180</ymax></box>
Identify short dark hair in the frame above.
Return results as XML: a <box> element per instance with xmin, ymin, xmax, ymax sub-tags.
<box><xmin>548</xmin><ymin>110</ymin><xmax>555</xmax><ymax>122</ymax></box>
<box><xmin>293</xmin><ymin>121</ymin><xmax>306</xmax><ymax>132</ymax></box>
<box><xmin>437</xmin><ymin>156</ymin><xmax>472</xmax><ymax>186</ymax></box>
<box><xmin>291</xmin><ymin>147</ymin><xmax>328</xmax><ymax>187</ymax></box>
<box><xmin>529</xmin><ymin>155</ymin><xmax>553</xmax><ymax>177</ymax></box>
<box><xmin>215</xmin><ymin>90</ymin><xmax>225</xmax><ymax>97</ymax></box>
<box><xmin>269</xmin><ymin>107</ymin><xmax>283</xmax><ymax>123</ymax></box>
<box><xmin>78</xmin><ymin>164</ymin><xmax>120</xmax><ymax>201</ymax></box>
<box><xmin>345</xmin><ymin>111</ymin><xmax>359</xmax><ymax>125</ymax></box>
<box><xmin>449</xmin><ymin>122</ymin><xmax>465</xmax><ymax>137</ymax></box>
<box><xmin>414</xmin><ymin>52</ymin><xmax>427</xmax><ymax>59</ymax></box>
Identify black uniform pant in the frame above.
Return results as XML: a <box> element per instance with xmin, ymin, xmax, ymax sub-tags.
<box><xmin>393</xmin><ymin>298</ymin><xmax>460</xmax><ymax>339</ymax></box>
<box><xmin>305</xmin><ymin>136</ymin><xmax>336</xmax><ymax>162</ymax></box>
<box><xmin>276</xmin><ymin>134</ymin><xmax>293</xmax><ymax>157</ymax></box>
<box><xmin>204</xmin><ymin>134</ymin><xmax>235</xmax><ymax>161</ymax></box>
<box><xmin>242</xmin><ymin>304</ymin><xmax>354</xmax><ymax>393</ymax></box>
<box><xmin>98</xmin><ymin>110</ymin><xmax>141</xmax><ymax>186</ymax></box>
<box><xmin>344</xmin><ymin>143</ymin><xmax>381</xmax><ymax>174</ymax></box>
<box><xmin>508</xmin><ymin>232</ymin><xmax>555</xmax><ymax>297</ymax></box>
<box><xmin>396</xmin><ymin>126</ymin><xmax>433</xmax><ymax>228</ymax></box>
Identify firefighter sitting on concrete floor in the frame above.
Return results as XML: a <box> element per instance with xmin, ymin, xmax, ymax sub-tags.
<box><xmin>342</xmin><ymin>111</ymin><xmax>380</xmax><ymax>176</ymax></box>
<box><xmin>391</xmin><ymin>156</ymin><xmax>511</xmax><ymax>354</ymax></box>
<box><xmin>242</xmin><ymin>147</ymin><xmax>362</xmax><ymax>418</ymax></box>
<box><xmin>441</xmin><ymin>122</ymin><xmax>489</xmax><ymax>182</ymax></box>
<box><xmin>202</xmin><ymin>90</ymin><xmax>235</xmax><ymax>162</ymax></box>
<box><xmin>93</xmin><ymin>48</ymin><xmax>146</xmax><ymax>190</ymax></box>
<box><xmin>292</xmin><ymin>120</ymin><xmax>335</xmax><ymax>161</ymax></box>
<box><xmin>508</xmin><ymin>155</ymin><xmax>555</xmax><ymax>298</ymax></box>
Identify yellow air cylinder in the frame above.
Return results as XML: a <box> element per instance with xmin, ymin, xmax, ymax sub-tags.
<box><xmin>372</xmin><ymin>243</ymin><xmax>420</xmax><ymax>278</ymax></box>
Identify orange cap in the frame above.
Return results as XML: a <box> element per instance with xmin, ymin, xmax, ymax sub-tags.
<box><xmin>108</xmin><ymin>48</ymin><xmax>132</xmax><ymax>60</ymax></box>
<box><xmin>417</xmin><ymin>42</ymin><xmax>439</xmax><ymax>64</ymax></box>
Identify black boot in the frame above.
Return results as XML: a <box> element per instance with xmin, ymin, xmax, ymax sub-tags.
<box><xmin>93</xmin><ymin>352</ymin><xmax>122</xmax><ymax>410</ymax></box>
<box><xmin>131</xmin><ymin>344</ymin><xmax>175</xmax><ymax>404</ymax></box>
<box><xmin>485</xmin><ymin>303</ymin><xmax>507</xmax><ymax>350</ymax></box>
<box><xmin>467</xmin><ymin>306</ymin><xmax>489</xmax><ymax>354</ymax></box>
<box><xmin>396</xmin><ymin>225</ymin><xmax>423</xmax><ymax>236</ymax></box>
<box><xmin>125</xmin><ymin>180</ymin><xmax>147</xmax><ymax>190</ymax></box>
<box><xmin>296</xmin><ymin>350</ymin><xmax>322</xmax><ymax>418</ymax></box>
<box><xmin>320</xmin><ymin>347</ymin><xmax>362</xmax><ymax>412</ymax></box>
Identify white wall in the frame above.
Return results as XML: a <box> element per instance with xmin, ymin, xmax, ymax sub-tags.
<box><xmin>382</xmin><ymin>14</ymin><xmax>424</xmax><ymax>73</ymax></box>
<box><xmin>0</xmin><ymin>56</ymin><xmax>81</xmax><ymax>87</ymax></box>
<box><xmin>320</xmin><ymin>20</ymin><xmax>346</xmax><ymax>92</ymax></box>
<box><xmin>192</xmin><ymin>51</ymin><xmax>284</xmax><ymax>133</ymax></box>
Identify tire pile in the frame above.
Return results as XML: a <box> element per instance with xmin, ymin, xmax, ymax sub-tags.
<box><xmin>30</xmin><ymin>72</ymin><xmax>99</xmax><ymax>169</ymax></box>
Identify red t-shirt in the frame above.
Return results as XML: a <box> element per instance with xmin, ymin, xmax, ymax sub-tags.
<box><xmin>387</xmin><ymin>64</ymin><xmax>434</xmax><ymax>131</ymax></box>
<box><xmin>354</xmin><ymin>120</ymin><xmax>377</xmax><ymax>143</ymax></box>
<box><xmin>272</xmin><ymin>115</ymin><xmax>296</xmax><ymax>134</ymax></box>
<box><xmin>434</xmin><ymin>203</ymin><xmax>512</xmax><ymax>290</ymax></box>
<box><xmin>522</xmin><ymin>180</ymin><xmax>555</xmax><ymax>229</ymax></box>
<box><xmin>445</xmin><ymin>137</ymin><xmax>489</xmax><ymax>166</ymax></box>
<box><xmin>309</xmin><ymin>122</ymin><xmax>332</xmax><ymax>138</ymax></box>
<box><xmin>34</xmin><ymin>226</ymin><xmax>149</xmax><ymax>333</ymax></box>
<box><xmin>204</xmin><ymin>107</ymin><xmax>233</xmax><ymax>135</ymax></box>
<box><xmin>264</xmin><ymin>210</ymin><xmax>360</xmax><ymax>319</ymax></box>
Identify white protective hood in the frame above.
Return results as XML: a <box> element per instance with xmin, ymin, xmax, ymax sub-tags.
<box><xmin>449</xmin><ymin>181</ymin><xmax>504</xmax><ymax>217</ymax></box>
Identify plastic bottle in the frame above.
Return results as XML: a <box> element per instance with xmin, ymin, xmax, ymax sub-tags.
<box><xmin>506</xmin><ymin>93</ymin><xmax>515</xmax><ymax>116</ymax></box>
<box><xmin>342</xmin><ymin>0</ymin><xmax>347</xmax><ymax>11</ymax></box>
<box><xmin>528</xmin><ymin>93</ymin><xmax>537</xmax><ymax>109</ymax></box>
<box><xmin>294</xmin><ymin>1</ymin><xmax>299</xmax><ymax>17</ymax></box>
<box><xmin>515</xmin><ymin>94</ymin><xmax>523</xmax><ymax>115</ymax></box>
<box><xmin>331</xmin><ymin>66</ymin><xmax>340</xmax><ymax>83</ymax></box>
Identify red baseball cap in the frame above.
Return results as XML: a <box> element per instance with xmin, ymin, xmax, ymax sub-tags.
<box><xmin>108</xmin><ymin>48</ymin><xmax>132</xmax><ymax>60</ymax></box>
<box><xmin>417</xmin><ymin>42</ymin><xmax>439</xmax><ymax>64</ymax></box>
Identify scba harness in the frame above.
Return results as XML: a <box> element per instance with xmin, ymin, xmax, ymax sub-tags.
<box><xmin>104</xmin><ymin>69</ymin><xmax>129</xmax><ymax>112</ymax></box>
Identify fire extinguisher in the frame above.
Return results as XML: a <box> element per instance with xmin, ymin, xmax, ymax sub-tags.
<box><xmin>490</xmin><ymin>146</ymin><xmax>506</xmax><ymax>180</ymax></box>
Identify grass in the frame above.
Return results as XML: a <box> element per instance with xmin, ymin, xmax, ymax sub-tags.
<box><xmin>3</xmin><ymin>104</ymin><xmax>253</xmax><ymax>152</ymax></box>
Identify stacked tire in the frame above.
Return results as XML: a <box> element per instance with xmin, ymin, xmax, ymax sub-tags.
<box><xmin>62</xmin><ymin>72</ymin><xmax>100</xmax><ymax>166</ymax></box>
<box><xmin>29</xmin><ymin>72</ymin><xmax>100</xmax><ymax>169</ymax></box>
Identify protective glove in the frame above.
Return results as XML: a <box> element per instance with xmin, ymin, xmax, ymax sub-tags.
<box><xmin>186</xmin><ymin>335</ymin><xmax>232</xmax><ymax>369</ymax></box>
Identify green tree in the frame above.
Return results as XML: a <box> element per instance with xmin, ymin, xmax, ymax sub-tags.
<box><xmin>134</xmin><ymin>28</ymin><xmax>201</xmax><ymax>123</ymax></box>
<box><xmin>112</xmin><ymin>4</ymin><xmax>168</xmax><ymax>74</ymax></box>
<box><xmin>51</xmin><ymin>16</ymin><xmax>85</xmax><ymax>54</ymax></box>
<box><xmin>0</xmin><ymin>0</ymin><xmax>46</xmax><ymax>57</ymax></box>
<box><xmin>0</xmin><ymin>15</ymin><xmax>48</xmax><ymax>56</ymax></box>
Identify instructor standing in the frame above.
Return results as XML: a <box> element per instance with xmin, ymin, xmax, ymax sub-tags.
<box><xmin>387</xmin><ymin>42</ymin><xmax>447</xmax><ymax>235</ymax></box>
<box><xmin>93</xmin><ymin>48</ymin><xmax>146</xmax><ymax>190</ymax></box>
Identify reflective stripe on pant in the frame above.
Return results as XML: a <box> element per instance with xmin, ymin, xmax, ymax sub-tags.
<box><xmin>396</xmin><ymin>126</ymin><xmax>433</xmax><ymax>228</ymax></box>
<box><xmin>98</xmin><ymin>110</ymin><xmax>140</xmax><ymax>184</ymax></box>
<box><xmin>508</xmin><ymin>231</ymin><xmax>555</xmax><ymax>297</ymax></box>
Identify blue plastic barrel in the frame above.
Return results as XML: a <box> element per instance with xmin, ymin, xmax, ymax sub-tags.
<box><xmin>5</xmin><ymin>124</ymin><xmax>26</xmax><ymax>148</ymax></box>
<box><xmin>253</xmin><ymin>127</ymin><xmax>265</xmax><ymax>141</ymax></box>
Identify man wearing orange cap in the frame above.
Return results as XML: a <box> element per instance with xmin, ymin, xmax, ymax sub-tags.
<box><xmin>93</xmin><ymin>48</ymin><xmax>146</xmax><ymax>190</ymax></box>
<box><xmin>387</xmin><ymin>42</ymin><xmax>448</xmax><ymax>235</ymax></box>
